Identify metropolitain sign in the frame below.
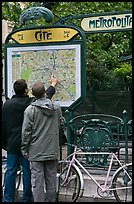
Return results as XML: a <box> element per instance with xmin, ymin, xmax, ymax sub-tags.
<box><xmin>81</xmin><ymin>12</ymin><xmax>132</xmax><ymax>32</ymax></box>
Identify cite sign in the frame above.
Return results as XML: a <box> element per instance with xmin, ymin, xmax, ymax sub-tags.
<box><xmin>10</xmin><ymin>28</ymin><xmax>78</xmax><ymax>44</ymax></box>
<box><xmin>81</xmin><ymin>13</ymin><xmax>132</xmax><ymax>32</ymax></box>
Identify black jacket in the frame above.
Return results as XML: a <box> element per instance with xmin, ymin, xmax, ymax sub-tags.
<box><xmin>2</xmin><ymin>86</ymin><xmax>55</xmax><ymax>153</ymax></box>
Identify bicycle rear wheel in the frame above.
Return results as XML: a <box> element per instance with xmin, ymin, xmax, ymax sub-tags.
<box><xmin>57</xmin><ymin>161</ymin><xmax>81</xmax><ymax>202</ymax></box>
<box><xmin>112</xmin><ymin>163</ymin><xmax>132</xmax><ymax>202</ymax></box>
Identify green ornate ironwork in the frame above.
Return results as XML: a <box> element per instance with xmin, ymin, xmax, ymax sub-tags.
<box><xmin>69</xmin><ymin>113</ymin><xmax>124</xmax><ymax>167</ymax></box>
<box><xmin>127</xmin><ymin>120</ymin><xmax>132</xmax><ymax>138</ymax></box>
<box><xmin>19</xmin><ymin>7</ymin><xmax>54</xmax><ymax>25</ymax></box>
<box><xmin>79</xmin><ymin>119</ymin><xmax>118</xmax><ymax>167</ymax></box>
<box><xmin>123</xmin><ymin>110</ymin><xmax>129</xmax><ymax>164</ymax></box>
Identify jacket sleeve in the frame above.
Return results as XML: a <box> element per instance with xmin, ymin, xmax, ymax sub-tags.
<box><xmin>2</xmin><ymin>105</ymin><xmax>7</xmax><ymax>150</ymax></box>
<box><xmin>46</xmin><ymin>86</ymin><xmax>55</xmax><ymax>99</ymax></box>
<box><xmin>57</xmin><ymin>104</ymin><xmax>63</xmax><ymax>127</ymax></box>
<box><xmin>2</xmin><ymin>120</ymin><xmax>7</xmax><ymax>150</ymax></box>
<box><xmin>21</xmin><ymin>106</ymin><xmax>35</xmax><ymax>155</ymax></box>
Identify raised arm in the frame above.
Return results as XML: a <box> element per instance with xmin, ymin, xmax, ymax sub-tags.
<box><xmin>46</xmin><ymin>74</ymin><xmax>58</xmax><ymax>99</ymax></box>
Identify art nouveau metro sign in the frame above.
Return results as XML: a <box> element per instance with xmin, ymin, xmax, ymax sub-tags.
<box><xmin>5</xmin><ymin>25</ymin><xmax>86</xmax><ymax>108</ymax></box>
<box><xmin>10</xmin><ymin>28</ymin><xmax>78</xmax><ymax>44</ymax></box>
<box><xmin>81</xmin><ymin>12</ymin><xmax>132</xmax><ymax>33</ymax></box>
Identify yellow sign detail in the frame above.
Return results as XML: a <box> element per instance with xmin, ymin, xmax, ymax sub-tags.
<box><xmin>11</xmin><ymin>28</ymin><xmax>78</xmax><ymax>44</ymax></box>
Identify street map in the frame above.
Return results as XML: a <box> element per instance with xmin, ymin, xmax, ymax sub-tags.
<box><xmin>9</xmin><ymin>45</ymin><xmax>81</xmax><ymax>107</ymax></box>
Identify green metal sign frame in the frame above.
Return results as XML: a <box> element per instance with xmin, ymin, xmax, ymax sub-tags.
<box><xmin>4</xmin><ymin>24</ymin><xmax>86</xmax><ymax>113</ymax></box>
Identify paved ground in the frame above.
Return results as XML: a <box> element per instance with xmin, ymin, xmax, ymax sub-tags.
<box><xmin>11</xmin><ymin>191</ymin><xmax>117</xmax><ymax>202</ymax></box>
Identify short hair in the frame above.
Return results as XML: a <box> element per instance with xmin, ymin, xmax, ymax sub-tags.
<box><xmin>32</xmin><ymin>81</ymin><xmax>45</xmax><ymax>99</ymax></box>
<box><xmin>13</xmin><ymin>79</ymin><xmax>28</xmax><ymax>95</ymax></box>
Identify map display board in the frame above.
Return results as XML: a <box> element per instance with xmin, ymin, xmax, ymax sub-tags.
<box><xmin>6</xmin><ymin>44</ymin><xmax>81</xmax><ymax>107</ymax></box>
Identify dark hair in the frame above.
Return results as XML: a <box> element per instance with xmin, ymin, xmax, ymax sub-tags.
<box><xmin>13</xmin><ymin>79</ymin><xmax>28</xmax><ymax>95</ymax></box>
<box><xmin>32</xmin><ymin>81</ymin><xmax>45</xmax><ymax>99</ymax></box>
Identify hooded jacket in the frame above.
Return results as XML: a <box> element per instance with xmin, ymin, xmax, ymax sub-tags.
<box><xmin>21</xmin><ymin>97</ymin><xmax>62</xmax><ymax>161</ymax></box>
<box><xmin>2</xmin><ymin>86</ymin><xmax>55</xmax><ymax>153</ymax></box>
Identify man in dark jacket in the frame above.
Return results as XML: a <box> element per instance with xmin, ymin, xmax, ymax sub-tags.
<box><xmin>2</xmin><ymin>75</ymin><xmax>57</xmax><ymax>202</ymax></box>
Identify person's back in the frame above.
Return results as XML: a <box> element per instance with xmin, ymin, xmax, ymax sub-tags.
<box><xmin>2</xmin><ymin>93</ymin><xmax>33</xmax><ymax>153</ymax></box>
<box><xmin>21</xmin><ymin>81</ymin><xmax>62</xmax><ymax>202</ymax></box>
<box><xmin>2</xmin><ymin>77</ymin><xmax>57</xmax><ymax>202</ymax></box>
<box><xmin>22</xmin><ymin>97</ymin><xmax>61</xmax><ymax>161</ymax></box>
<box><xmin>2</xmin><ymin>79</ymin><xmax>34</xmax><ymax>202</ymax></box>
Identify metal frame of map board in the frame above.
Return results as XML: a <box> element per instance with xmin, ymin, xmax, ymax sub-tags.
<box><xmin>5</xmin><ymin>42</ymin><xmax>83</xmax><ymax>108</ymax></box>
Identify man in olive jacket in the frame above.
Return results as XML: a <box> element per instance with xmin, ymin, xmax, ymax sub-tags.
<box><xmin>2</xmin><ymin>76</ymin><xmax>57</xmax><ymax>202</ymax></box>
<box><xmin>21</xmin><ymin>81</ymin><xmax>62</xmax><ymax>202</ymax></box>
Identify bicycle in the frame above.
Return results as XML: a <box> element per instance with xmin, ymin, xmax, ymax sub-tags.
<box><xmin>2</xmin><ymin>156</ymin><xmax>22</xmax><ymax>198</ymax></box>
<box><xmin>57</xmin><ymin>143</ymin><xmax>132</xmax><ymax>202</ymax></box>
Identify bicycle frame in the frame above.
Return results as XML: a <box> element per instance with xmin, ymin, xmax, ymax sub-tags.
<box><xmin>63</xmin><ymin>146</ymin><xmax>132</xmax><ymax>196</ymax></box>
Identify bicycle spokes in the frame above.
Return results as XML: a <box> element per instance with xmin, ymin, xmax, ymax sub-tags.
<box><xmin>112</xmin><ymin>163</ymin><xmax>132</xmax><ymax>202</ymax></box>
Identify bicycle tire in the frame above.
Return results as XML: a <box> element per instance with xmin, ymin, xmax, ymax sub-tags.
<box><xmin>112</xmin><ymin>163</ymin><xmax>132</xmax><ymax>202</ymax></box>
<box><xmin>57</xmin><ymin>161</ymin><xmax>81</xmax><ymax>202</ymax></box>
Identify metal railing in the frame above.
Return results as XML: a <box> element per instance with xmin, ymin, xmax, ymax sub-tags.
<box><xmin>59</xmin><ymin>110</ymin><xmax>132</xmax><ymax>168</ymax></box>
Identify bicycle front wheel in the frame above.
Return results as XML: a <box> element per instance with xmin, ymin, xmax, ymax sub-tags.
<box><xmin>112</xmin><ymin>163</ymin><xmax>132</xmax><ymax>202</ymax></box>
<box><xmin>57</xmin><ymin>162</ymin><xmax>81</xmax><ymax>202</ymax></box>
